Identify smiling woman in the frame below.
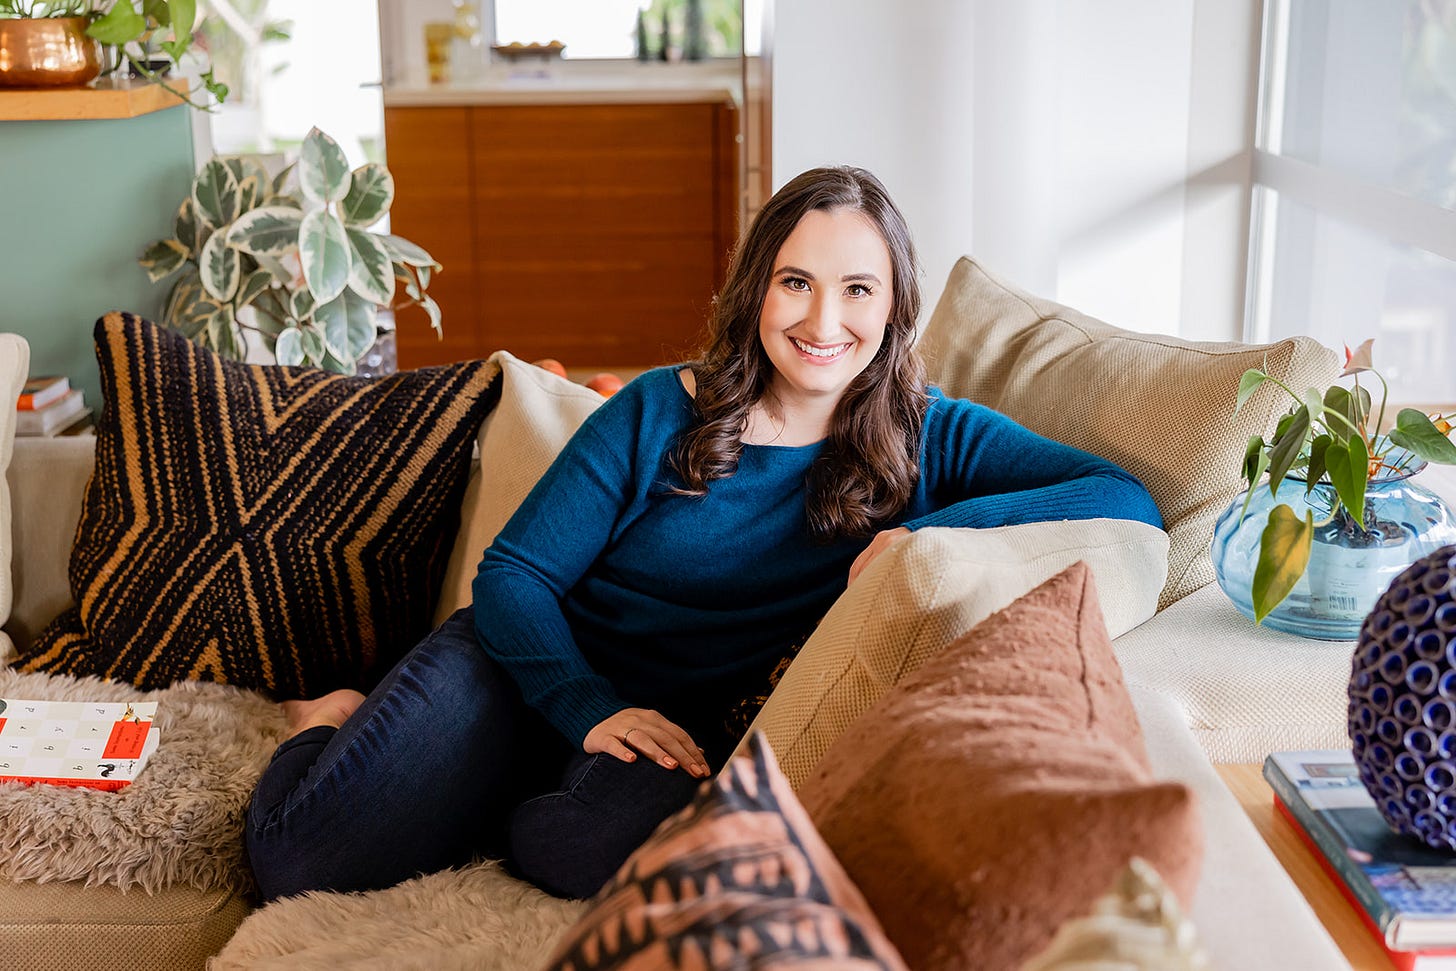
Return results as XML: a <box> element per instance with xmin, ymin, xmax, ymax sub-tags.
<box><xmin>243</xmin><ymin>164</ymin><xmax>1165</xmax><ymax>908</ymax></box>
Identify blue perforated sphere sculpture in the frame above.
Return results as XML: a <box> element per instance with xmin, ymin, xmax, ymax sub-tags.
<box><xmin>1349</xmin><ymin>545</ymin><xmax>1456</xmax><ymax>850</ymax></box>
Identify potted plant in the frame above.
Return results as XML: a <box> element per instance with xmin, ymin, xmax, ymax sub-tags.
<box><xmin>140</xmin><ymin>126</ymin><xmax>442</xmax><ymax>374</ymax></box>
<box><xmin>0</xmin><ymin>1</ymin><xmax>226</xmax><ymax>106</ymax></box>
<box><xmin>1212</xmin><ymin>340</ymin><xmax>1456</xmax><ymax>638</ymax></box>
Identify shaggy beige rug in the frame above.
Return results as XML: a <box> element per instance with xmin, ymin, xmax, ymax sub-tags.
<box><xmin>0</xmin><ymin>667</ymin><xmax>285</xmax><ymax>894</ymax></box>
<box><xmin>212</xmin><ymin>859</ymin><xmax>586</xmax><ymax>970</ymax></box>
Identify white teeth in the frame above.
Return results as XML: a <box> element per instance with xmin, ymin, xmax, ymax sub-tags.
<box><xmin>790</xmin><ymin>337</ymin><xmax>849</xmax><ymax>358</ymax></box>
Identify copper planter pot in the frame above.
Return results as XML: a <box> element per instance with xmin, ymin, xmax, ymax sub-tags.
<box><xmin>0</xmin><ymin>16</ymin><xmax>102</xmax><ymax>88</ymax></box>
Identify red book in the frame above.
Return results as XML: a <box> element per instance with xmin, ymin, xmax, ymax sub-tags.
<box><xmin>1276</xmin><ymin>798</ymin><xmax>1456</xmax><ymax>970</ymax></box>
<box><xmin>16</xmin><ymin>375</ymin><xmax>69</xmax><ymax>411</ymax></box>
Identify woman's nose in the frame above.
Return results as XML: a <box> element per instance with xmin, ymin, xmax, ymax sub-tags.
<box><xmin>801</xmin><ymin>294</ymin><xmax>839</xmax><ymax>338</ymax></box>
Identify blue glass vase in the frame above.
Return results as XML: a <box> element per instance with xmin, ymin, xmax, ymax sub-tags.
<box><xmin>1212</xmin><ymin>468</ymin><xmax>1456</xmax><ymax>640</ymax></box>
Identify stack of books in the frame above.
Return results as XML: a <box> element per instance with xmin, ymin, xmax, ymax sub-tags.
<box><xmin>1265</xmin><ymin>750</ymin><xmax>1456</xmax><ymax>970</ymax></box>
<box><xmin>15</xmin><ymin>376</ymin><xmax>91</xmax><ymax>437</ymax></box>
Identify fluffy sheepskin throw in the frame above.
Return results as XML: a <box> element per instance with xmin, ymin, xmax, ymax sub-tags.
<box><xmin>0</xmin><ymin>667</ymin><xmax>285</xmax><ymax>894</ymax></box>
<box><xmin>213</xmin><ymin>859</ymin><xmax>586</xmax><ymax>970</ymax></box>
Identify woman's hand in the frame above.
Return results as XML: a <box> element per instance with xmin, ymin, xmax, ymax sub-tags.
<box><xmin>584</xmin><ymin>708</ymin><xmax>710</xmax><ymax>778</ymax></box>
<box><xmin>848</xmin><ymin>526</ymin><xmax>912</xmax><ymax>586</ymax></box>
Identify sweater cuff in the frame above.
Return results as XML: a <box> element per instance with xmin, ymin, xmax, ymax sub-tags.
<box><xmin>538</xmin><ymin>677</ymin><xmax>633</xmax><ymax>748</ymax></box>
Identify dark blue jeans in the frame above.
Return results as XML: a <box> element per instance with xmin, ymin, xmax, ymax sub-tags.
<box><xmin>244</xmin><ymin>608</ymin><xmax>704</xmax><ymax>901</ymax></box>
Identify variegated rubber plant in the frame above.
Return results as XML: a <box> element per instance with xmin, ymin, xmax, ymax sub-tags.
<box><xmin>1235</xmin><ymin>339</ymin><xmax>1456</xmax><ymax>623</ymax></box>
<box><xmin>140</xmin><ymin>127</ymin><xmax>441</xmax><ymax>373</ymax></box>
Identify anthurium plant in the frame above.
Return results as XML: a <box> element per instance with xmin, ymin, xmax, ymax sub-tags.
<box><xmin>0</xmin><ymin>1</ymin><xmax>228</xmax><ymax>106</ymax></box>
<box><xmin>1235</xmin><ymin>339</ymin><xmax>1456</xmax><ymax>622</ymax></box>
<box><xmin>141</xmin><ymin>127</ymin><xmax>442</xmax><ymax>374</ymax></box>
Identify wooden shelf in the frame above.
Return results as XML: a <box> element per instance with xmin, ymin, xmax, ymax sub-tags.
<box><xmin>0</xmin><ymin>78</ymin><xmax>188</xmax><ymax>121</ymax></box>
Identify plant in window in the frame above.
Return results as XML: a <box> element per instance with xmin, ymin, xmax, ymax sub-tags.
<box><xmin>140</xmin><ymin>127</ymin><xmax>441</xmax><ymax>373</ymax></box>
<box><xmin>1233</xmin><ymin>339</ymin><xmax>1456</xmax><ymax>622</ymax></box>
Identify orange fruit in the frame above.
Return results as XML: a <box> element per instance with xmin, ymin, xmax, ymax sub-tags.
<box><xmin>585</xmin><ymin>372</ymin><xmax>624</xmax><ymax>397</ymax></box>
<box><xmin>532</xmin><ymin>358</ymin><xmax>568</xmax><ymax>378</ymax></box>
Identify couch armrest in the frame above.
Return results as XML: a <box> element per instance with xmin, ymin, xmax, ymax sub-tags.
<box><xmin>5</xmin><ymin>436</ymin><xmax>94</xmax><ymax>654</ymax></box>
<box><xmin>1132</xmin><ymin>684</ymin><xmax>1351</xmax><ymax>970</ymax></box>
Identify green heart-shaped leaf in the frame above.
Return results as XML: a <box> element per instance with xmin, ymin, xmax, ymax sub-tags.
<box><xmin>1252</xmin><ymin>504</ymin><xmax>1314</xmax><ymax>623</ymax></box>
<box><xmin>1389</xmin><ymin>409</ymin><xmax>1456</xmax><ymax>465</ymax></box>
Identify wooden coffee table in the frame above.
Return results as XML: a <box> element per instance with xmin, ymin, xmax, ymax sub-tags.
<box><xmin>1215</xmin><ymin>762</ymin><xmax>1395</xmax><ymax>970</ymax></box>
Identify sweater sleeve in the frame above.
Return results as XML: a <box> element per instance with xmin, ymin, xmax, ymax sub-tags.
<box><xmin>903</xmin><ymin>392</ymin><xmax>1164</xmax><ymax>532</ymax></box>
<box><xmin>471</xmin><ymin>407</ymin><xmax>638</xmax><ymax>747</ymax></box>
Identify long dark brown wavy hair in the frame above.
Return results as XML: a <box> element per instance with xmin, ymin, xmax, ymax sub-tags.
<box><xmin>668</xmin><ymin>166</ymin><xmax>928</xmax><ymax>541</ymax></box>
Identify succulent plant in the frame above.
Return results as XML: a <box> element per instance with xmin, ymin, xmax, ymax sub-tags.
<box><xmin>1349</xmin><ymin>545</ymin><xmax>1456</xmax><ymax>850</ymax></box>
<box><xmin>140</xmin><ymin>127</ymin><xmax>441</xmax><ymax>374</ymax></box>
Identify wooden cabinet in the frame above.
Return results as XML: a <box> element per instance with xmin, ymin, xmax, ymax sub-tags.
<box><xmin>385</xmin><ymin>99</ymin><xmax>739</xmax><ymax>369</ymax></box>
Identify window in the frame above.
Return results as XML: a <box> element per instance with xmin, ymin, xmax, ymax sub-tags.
<box><xmin>1249</xmin><ymin>0</ymin><xmax>1456</xmax><ymax>404</ymax></box>
<box><xmin>489</xmin><ymin>0</ymin><xmax>742</xmax><ymax>60</ymax></box>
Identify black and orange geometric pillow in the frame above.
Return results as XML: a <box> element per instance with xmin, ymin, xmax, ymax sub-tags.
<box><xmin>541</xmin><ymin>733</ymin><xmax>908</xmax><ymax>971</ymax></box>
<box><xmin>13</xmin><ymin>313</ymin><xmax>498</xmax><ymax>698</ymax></box>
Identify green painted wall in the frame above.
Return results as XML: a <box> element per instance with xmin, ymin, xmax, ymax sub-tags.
<box><xmin>2</xmin><ymin>105</ymin><xmax>194</xmax><ymax>415</ymax></box>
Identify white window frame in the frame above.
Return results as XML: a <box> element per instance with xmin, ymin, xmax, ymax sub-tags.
<box><xmin>1246</xmin><ymin>0</ymin><xmax>1456</xmax><ymax>354</ymax></box>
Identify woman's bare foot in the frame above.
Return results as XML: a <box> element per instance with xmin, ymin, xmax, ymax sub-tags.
<box><xmin>281</xmin><ymin>689</ymin><xmax>365</xmax><ymax>739</ymax></box>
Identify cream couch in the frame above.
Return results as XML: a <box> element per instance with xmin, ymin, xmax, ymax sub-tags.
<box><xmin>9</xmin><ymin>258</ymin><xmax>1447</xmax><ymax>969</ymax></box>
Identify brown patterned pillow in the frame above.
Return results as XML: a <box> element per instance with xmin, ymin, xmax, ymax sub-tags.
<box><xmin>541</xmin><ymin>733</ymin><xmax>907</xmax><ymax>971</ymax></box>
<box><xmin>12</xmin><ymin>313</ymin><xmax>498</xmax><ymax>698</ymax></box>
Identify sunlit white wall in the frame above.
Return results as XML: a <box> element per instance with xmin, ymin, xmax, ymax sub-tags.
<box><xmin>772</xmin><ymin>0</ymin><xmax>977</xmax><ymax>316</ymax></box>
<box><xmin>774</xmin><ymin>0</ymin><xmax>1259</xmax><ymax>339</ymax></box>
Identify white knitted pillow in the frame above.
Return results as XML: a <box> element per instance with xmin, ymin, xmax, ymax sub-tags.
<box><xmin>918</xmin><ymin>257</ymin><xmax>1339</xmax><ymax>608</ymax></box>
<box><xmin>434</xmin><ymin>351</ymin><xmax>604</xmax><ymax>623</ymax></box>
<box><xmin>0</xmin><ymin>334</ymin><xmax>32</xmax><ymax>663</ymax></box>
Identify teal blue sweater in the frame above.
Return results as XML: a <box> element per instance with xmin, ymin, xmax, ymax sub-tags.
<box><xmin>473</xmin><ymin>367</ymin><xmax>1162</xmax><ymax>751</ymax></box>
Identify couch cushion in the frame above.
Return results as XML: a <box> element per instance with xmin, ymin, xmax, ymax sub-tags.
<box><xmin>433</xmin><ymin>351</ymin><xmax>604</xmax><ymax>623</ymax></box>
<box><xmin>3</xmin><ymin>436</ymin><xmax>94</xmax><ymax>660</ymax></box>
<box><xmin>1130</xmin><ymin>684</ymin><xmax>1349</xmax><ymax>970</ymax></box>
<box><xmin>1115</xmin><ymin>583</ymin><xmax>1351</xmax><ymax>763</ymax></box>
<box><xmin>738</xmin><ymin>518</ymin><xmax>1168</xmax><ymax>788</ymax></box>
<box><xmin>0</xmin><ymin>878</ymin><xmax>249</xmax><ymax>971</ymax></box>
<box><xmin>13</xmin><ymin>313</ymin><xmax>498</xmax><ymax>697</ymax></box>
<box><xmin>0</xmin><ymin>334</ymin><xmax>30</xmax><ymax>660</ymax></box>
<box><xmin>799</xmin><ymin>563</ymin><xmax>1203</xmax><ymax>971</ymax></box>
<box><xmin>543</xmin><ymin>733</ymin><xmax>908</xmax><ymax>971</ymax></box>
<box><xmin>918</xmin><ymin>257</ymin><xmax>1339</xmax><ymax>608</ymax></box>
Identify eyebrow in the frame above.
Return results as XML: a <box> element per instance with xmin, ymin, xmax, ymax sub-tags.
<box><xmin>774</xmin><ymin>265</ymin><xmax>884</xmax><ymax>285</ymax></box>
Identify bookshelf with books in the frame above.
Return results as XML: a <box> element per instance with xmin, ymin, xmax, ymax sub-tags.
<box><xmin>1265</xmin><ymin>750</ymin><xmax>1456</xmax><ymax>970</ymax></box>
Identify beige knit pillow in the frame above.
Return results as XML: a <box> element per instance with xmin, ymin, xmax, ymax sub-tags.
<box><xmin>0</xmin><ymin>334</ymin><xmax>31</xmax><ymax>664</ymax></box>
<box><xmin>433</xmin><ymin>351</ymin><xmax>605</xmax><ymax>623</ymax></box>
<box><xmin>918</xmin><ymin>257</ymin><xmax>1339</xmax><ymax>608</ymax></box>
<box><xmin>738</xmin><ymin>518</ymin><xmax>1169</xmax><ymax>789</ymax></box>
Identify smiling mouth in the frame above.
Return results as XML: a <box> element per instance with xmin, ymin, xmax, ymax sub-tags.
<box><xmin>790</xmin><ymin>337</ymin><xmax>852</xmax><ymax>359</ymax></box>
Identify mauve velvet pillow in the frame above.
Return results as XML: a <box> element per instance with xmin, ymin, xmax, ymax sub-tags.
<box><xmin>798</xmin><ymin>562</ymin><xmax>1204</xmax><ymax>971</ymax></box>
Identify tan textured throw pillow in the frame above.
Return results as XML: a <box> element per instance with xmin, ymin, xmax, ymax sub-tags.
<box><xmin>918</xmin><ymin>257</ymin><xmax>1339</xmax><ymax>607</ymax></box>
<box><xmin>433</xmin><ymin>351</ymin><xmax>604</xmax><ymax>623</ymax></box>
<box><xmin>799</xmin><ymin>563</ymin><xmax>1204</xmax><ymax>971</ymax></box>
<box><xmin>738</xmin><ymin>519</ymin><xmax>1168</xmax><ymax>789</ymax></box>
<box><xmin>0</xmin><ymin>334</ymin><xmax>30</xmax><ymax>663</ymax></box>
